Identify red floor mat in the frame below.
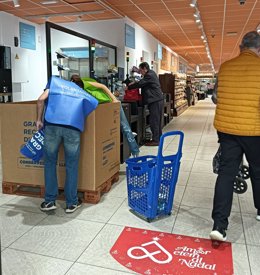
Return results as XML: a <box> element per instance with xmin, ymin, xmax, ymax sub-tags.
<box><xmin>110</xmin><ymin>227</ymin><xmax>233</xmax><ymax>275</ymax></box>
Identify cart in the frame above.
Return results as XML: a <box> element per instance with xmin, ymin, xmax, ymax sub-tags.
<box><xmin>213</xmin><ymin>147</ymin><xmax>249</xmax><ymax>194</ymax></box>
<box><xmin>233</xmin><ymin>163</ymin><xmax>250</xmax><ymax>194</ymax></box>
<box><xmin>126</xmin><ymin>131</ymin><xmax>184</xmax><ymax>222</ymax></box>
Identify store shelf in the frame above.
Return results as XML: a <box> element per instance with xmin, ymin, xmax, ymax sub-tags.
<box><xmin>173</xmin><ymin>102</ymin><xmax>188</xmax><ymax>116</ymax></box>
<box><xmin>159</xmin><ymin>73</ymin><xmax>188</xmax><ymax>117</ymax></box>
<box><xmin>55</xmin><ymin>53</ymin><xmax>81</xmax><ymax>80</ymax></box>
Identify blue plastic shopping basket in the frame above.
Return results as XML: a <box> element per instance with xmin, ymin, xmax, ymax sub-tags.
<box><xmin>126</xmin><ymin>131</ymin><xmax>184</xmax><ymax>222</ymax></box>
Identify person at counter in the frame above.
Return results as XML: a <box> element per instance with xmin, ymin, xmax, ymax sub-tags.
<box><xmin>36</xmin><ymin>75</ymin><xmax>98</xmax><ymax>213</ymax></box>
<box><xmin>127</xmin><ymin>62</ymin><xmax>164</xmax><ymax>146</ymax></box>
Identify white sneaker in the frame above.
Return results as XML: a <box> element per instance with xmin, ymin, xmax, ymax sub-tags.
<box><xmin>65</xmin><ymin>199</ymin><xmax>82</xmax><ymax>214</ymax></box>
<box><xmin>256</xmin><ymin>210</ymin><xmax>260</xmax><ymax>221</ymax></box>
<box><xmin>209</xmin><ymin>226</ymin><xmax>227</xmax><ymax>242</ymax></box>
<box><xmin>132</xmin><ymin>132</ymin><xmax>137</xmax><ymax>137</ymax></box>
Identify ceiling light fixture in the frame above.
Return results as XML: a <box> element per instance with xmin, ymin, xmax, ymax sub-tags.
<box><xmin>40</xmin><ymin>0</ymin><xmax>58</xmax><ymax>4</ymax></box>
<box><xmin>226</xmin><ymin>32</ymin><xmax>238</xmax><ymax>36</ymax></box>
<box><xmin>190</xmin><ymin>0</ymin><xmax>197</xmax><ymax>7</ymax></box>
<box><xmin>0</xmin><ymin>0</ymin><xmax>19</xmax><ymax>7</ymax></box>
<box><xmin>13</xmin><ymin>0</ymin><xmax>19</xmax><ymax>7</ymax></box>
<box><xmin>25</xmin><ymin>10</ymin><xmax>104</xmax><ymax>19</ymax></box>
<box><xmin>190</xmin><ymin>1</ymin><xmax>215</xmax><ymax>72</ymax></box>
<box><xmin>193</xmin><ymin>11</ymin><xmax>200</xmax><ymax>18</ymax></box>
<box><xmin>256</xmin><ymin>23</ymin><xmax>260</xmax><ymax>33</ymax></box>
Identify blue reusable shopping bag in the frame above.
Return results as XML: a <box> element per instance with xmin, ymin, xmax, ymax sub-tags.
<box><xmin>20</xmin><ymin>129</ymin><xmax>44</xmax><ymax>162</ymax></box>
<box><xmin>45</xmin><ymin>76</ymin><xmax>98</xmax><ymax>132</ymax></box>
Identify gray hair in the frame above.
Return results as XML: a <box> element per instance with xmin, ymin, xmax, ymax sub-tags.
<box><xmin>239</xmin><ymin>31</ymin><xmax>260</xmax><ymax>51</ymax></box>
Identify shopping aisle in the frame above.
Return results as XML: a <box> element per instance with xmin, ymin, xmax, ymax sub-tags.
<box><xmin>0</xmin><ymin>99</ymin><xmax>259</xmax><ymax>275</ymax></box>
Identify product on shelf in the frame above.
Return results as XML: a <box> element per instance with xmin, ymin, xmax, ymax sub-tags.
<box><xmin>159</xmin><ymin>73</ymin><xmax>188</xmax><ymax>116</ymax></box>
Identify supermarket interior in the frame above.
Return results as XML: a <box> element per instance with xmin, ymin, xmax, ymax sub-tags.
<box><xmin>0</xmin><ymin>0</ymin><xmax>260</xmax><ymax>274</ymax></box>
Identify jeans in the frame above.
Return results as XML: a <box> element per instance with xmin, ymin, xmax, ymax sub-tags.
<box><xmin>44</xmin><ymin>124</ymin><xmax>80</xmax><ymax>207</ymax></box>
<box><xmin>212</xmin><ymin>132</ymin><xmax>260</xmax><ymax>229</ymax></box>
<box><xmin>120</xmin><ymin>105</ymin><xmax>139</xmax><ymax>156</ymax></box>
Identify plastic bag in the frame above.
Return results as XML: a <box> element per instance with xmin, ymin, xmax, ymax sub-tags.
<box><xmin>82</xmin><ymin>79</ymin><xmax>112</xmax><ymax>104</ymax></box>
<box><xmin>213</xmin><ymin>146</ymin><xmax>221</xmax><ymax>174</ymax></box>
<box><xmin>20</xmin><ymin>129</ymin><xmax>44</xmax><ymax>162</ymax></box>
<box><xmin>124</xmin><ymin>89</ymin><xmax>142</xmax><ymax>101</ymax></box>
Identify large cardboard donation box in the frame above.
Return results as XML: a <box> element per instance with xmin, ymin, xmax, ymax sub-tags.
<box><xmin>0</xmin><ymin>101</ymin><xmax>120</xmax><ymax>191</ymax></box>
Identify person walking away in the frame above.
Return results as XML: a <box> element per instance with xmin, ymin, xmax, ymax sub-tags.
<box><xmin>210</xmin><ymin>31</ymin><xmax>260</xmax><ymax>241</ymax></box>
<box><xmin>127</xmin><ymin>62</ymin><xmax>164</xmax><ymax>146</ymax></box>
<box><xmin>185</xmin><ymin>82</ymin><xmax>192</xmax><ymax>106</ymax></box>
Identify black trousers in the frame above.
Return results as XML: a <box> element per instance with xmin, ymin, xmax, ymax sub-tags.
<box><xmin>148</xmin><ymin>100</ymin><xmax>164</xmax><ymax>143</ymax></box>
<box><xmin>212</xmin><ymin>132</ymin><xmax>260</xmax><ymax>229</ymax></box>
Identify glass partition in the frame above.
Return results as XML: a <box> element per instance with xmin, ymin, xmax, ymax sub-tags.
<box><xmin>94</xmin><ymin>43</ymin><xmax>116</xmax><ymax>79</ymax></box>
<box><xmin>46</xmin><ymin>22</ymin><xmax>117</xmax><ymax>85</ymax></box>
<box><xmin>50</xmin><ymin>28</ymin><xmax>90</xmax><ymax>80</ymax></box>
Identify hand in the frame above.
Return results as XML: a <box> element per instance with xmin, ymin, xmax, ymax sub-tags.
<box><xmin>114</xmin><ymin>90</ymin><xmax>120</xmax><ymax>97</ymax></box>
<box><xmin>36</xmin><ymin>120</ymin><xmax>43</xmax><ymax>131</ymax></box>
<box><xmin>123</xmin><ymin>83</ymin><xmax>128</xmax><ymax>91</ymax></box>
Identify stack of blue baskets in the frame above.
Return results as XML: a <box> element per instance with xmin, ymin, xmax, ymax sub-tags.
<box><xmin>126</xmin><ymin>131</ymin><xmax>184</xmax><ymax>222</ymax></box>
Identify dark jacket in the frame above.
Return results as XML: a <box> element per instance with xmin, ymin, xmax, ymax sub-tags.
<box><xmin>185</xmin><ymin>86</ymin><xmax>192</xmax><ymax>98</ymax></box>
<box><xmin>128</xmin><ymin>69</ymin><xmax>164</xmax><ymax>105</ymax></box>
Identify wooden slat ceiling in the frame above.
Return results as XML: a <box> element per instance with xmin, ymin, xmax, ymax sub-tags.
<box><xmin>1</xmin><ymin>0</ymin><xmax>259</xmax><ymax>72</ymax></box>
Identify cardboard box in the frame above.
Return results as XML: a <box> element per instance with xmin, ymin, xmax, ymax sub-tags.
<box><xmin>0</xmin><ymin>101</ymin><xmax>120</xmax><ymax>191</ymax></box>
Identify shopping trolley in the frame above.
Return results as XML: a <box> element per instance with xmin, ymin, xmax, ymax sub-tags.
<box><xmin>233</xmin><ymin>162</ymin><xmax>249</xmax><ymax>194</ymax></box>
<box><xmin>213</xmin><ymin>147</ymin><xmax>249</xmax><ymax>194</ymax></box>
<box><xmin>126</xmin><ymin>131</ymin><xmax>184</xmax><ymax>222</ymax></box>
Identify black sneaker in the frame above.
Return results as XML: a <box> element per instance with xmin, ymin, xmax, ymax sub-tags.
<box><xmin>65</xmin><ymin>199</ymin><xmax>82</xmax><ymax>214</ymax></box>
<box><xmin>40</xmin><ymin>201</ymin><xmax>57</xmax><ymax>211</ymax></box>
<box><xmin>210</xmin><ymin>226</ymin><xmax>227</xmax><ymax>241</ymax></box>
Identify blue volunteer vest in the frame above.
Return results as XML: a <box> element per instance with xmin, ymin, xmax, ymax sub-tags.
<box><xmin>45</xmin><ymin>77</ymin><xmax>98</xmax><ymax>132</ymax></box>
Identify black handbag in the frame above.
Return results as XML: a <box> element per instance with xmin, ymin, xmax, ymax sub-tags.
<box><xmin>213</xmin><ymin>146</ymin><xmax>221</xmax><ymax>174</ymax></box>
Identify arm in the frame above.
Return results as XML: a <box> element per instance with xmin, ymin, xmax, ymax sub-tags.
<box><xmin>127</xmin><ymin>73</ymin><xmax>152</xmax><ymax>90</ymax></box>
<box><xmin>211</xmin><ymin>78</ymin><xmax>218</xmax><ymax>105</ymax></box>
<box><xmin>36</xmin><ymin>89</ymin><xmax>49</xmax><ymax>130</ymax></box>
<box><xmin>88</xmin><ymin>81</ymin><xmax>119</xmax><ymax>103</ymax></box>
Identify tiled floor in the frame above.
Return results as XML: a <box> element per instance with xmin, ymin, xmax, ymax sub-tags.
<box><xmin>1</xmin><ymin>99</ymin><xmax>260</xmax><ymax>275</ymax></box>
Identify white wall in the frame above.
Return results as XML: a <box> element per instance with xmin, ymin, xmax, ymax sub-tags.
<box><xmin>0</xmin><ymin>12</ymin><xmax>47</xmax><ymax>101</ymax></box>
<box><xmin>125</xmin><ymin>18</ymin><xmax>157</xmax><ymax>71</ymax></box>
<box><xmin>0</xmin><ymin>12</ymin><xmax>183</xmax><ymax>101</ymax></box>
<box><xmin>61</xmin><ymin>19</ymin><xmax>125</xmax><ymax>68</ymax></box>
<box><xmin>124</xmin><ymin>18</ymin><xmax>181</xmax><ymax>75</ymax></box>
<box><xmin>62</xmin><ymin>17</ymin><xmax>163</xmax><ymax>76</ymax></box>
